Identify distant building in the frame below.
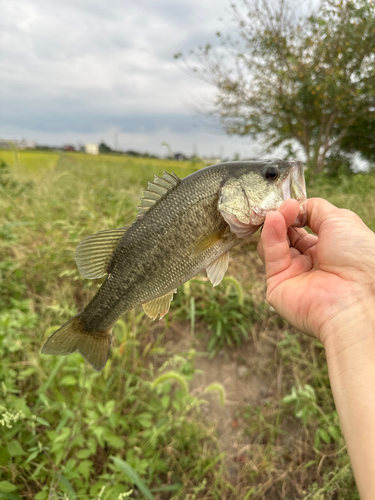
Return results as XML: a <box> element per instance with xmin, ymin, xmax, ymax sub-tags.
<box><xmin>85</xmin><ymin>143</ymin><xmax>99</xmax><ymax>155</ymax></box>
<box><xmin>0</xmin><ymin>139</ymin><xmax>36</xmax><ymax>149</ymax></box>
<box><xmin>203</xmin><ymin>157</ymin><xmax>221</xmax><ymax>165</ymax></box>
<box><xmin>19</xmin><ymin>139</ymin><xmax>36</xmax><ymax>149</ymax></box>
<box><xmin>173</xmin><ymin>152</ymin><xmax>188</xmax><ymax>161</ymax></box>
<box><xmin>0</xmin><ymin>139</ymin><xmax>11</xmax><ymax>149</ymax></box>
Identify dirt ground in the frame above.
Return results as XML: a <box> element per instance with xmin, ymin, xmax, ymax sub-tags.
<box><xmin>148</xmin><ymin>239</ymin><xmax>284</xmax><ymax>487</ymax></box>
<box><xmin>160</xmin><ymin>318</ymin><xmax>279</xmax><ymax>485</ymax></box>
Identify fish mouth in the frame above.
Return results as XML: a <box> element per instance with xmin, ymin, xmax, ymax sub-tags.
<box><xmin>279</xmin><ymin>161</ymin><xmax>307</xmax><ymax>228</ymax></box>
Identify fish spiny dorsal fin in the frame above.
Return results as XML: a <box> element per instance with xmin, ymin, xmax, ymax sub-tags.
<box><xmin>137</xmin><ymin>171</ymin><xmax>180</xmax><ymax>218</ymax></box>
<box><xmin>161</xmin><ymin>170</ymin><xmax>180</xmax><ymax>184</ymax></box>
<box><xmin>75</xmin><ymin>226</ymin><xmax>129</xmax><ymax>279</ymax></box>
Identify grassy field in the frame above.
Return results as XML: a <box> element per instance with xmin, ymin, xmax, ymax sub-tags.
<box><xmin>0</xmin><ymin>150</ymin><xmax>374</xmax><ymax>499</ymax></box>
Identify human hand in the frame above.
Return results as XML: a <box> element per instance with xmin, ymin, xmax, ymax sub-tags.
<box><xmin>257</xmin><ymin>197</ymin><xmax>375</xmax><ymax>346</ymax></box>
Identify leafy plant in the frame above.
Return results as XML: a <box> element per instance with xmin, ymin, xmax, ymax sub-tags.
<box><xmin>282</xmin><ymin>384</ymin><xmax>341</xmax><ymax>448</ymax></box>
<box><xmin>172</xmin><ymin>276</ymin><xmax>261</xmax><ymax>353</ymax></box>
<box><xmin>1</xmin><ymin>149</ymin><xmax>373</xmax><ymax>499</ymax></box>
<box><xmin>0</xmin><ymin>154</ymin><xmax>231</xmax><ymax>499</ymax></box>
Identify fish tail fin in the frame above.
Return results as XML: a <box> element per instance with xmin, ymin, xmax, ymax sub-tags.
<box><xmin>41</xmin><ymin>313</ymin><xmax>111</xmax><ymax>371</ymax></box>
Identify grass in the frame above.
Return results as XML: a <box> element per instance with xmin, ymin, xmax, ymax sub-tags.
<box><xmin>0</xmin><ymin>149</ymin><xmax>374</xmax><ymax>499</ymax></box>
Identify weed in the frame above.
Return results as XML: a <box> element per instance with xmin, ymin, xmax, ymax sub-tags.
<box><xmin>1</xmin><ymin>150</ymin><xmax>373</xmax><ymax>499</ymax></box>
<box><xmin>172</xmin><ymin>276</ymin><xmax>261</xmax><ymax>354</ymax></box>
<box><xmin>0</xmin><ymin>153</ymin><xmax>232</xmax><ymax>499</ymax></box>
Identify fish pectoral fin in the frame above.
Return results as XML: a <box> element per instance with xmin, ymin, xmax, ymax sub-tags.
<box><xmin>142</xmin><ymin>290</ymin><xmax>176</xmax><ymax>320</ymax></box>
<box><xmin>41</xmin><ymin>314</ymin><xmax>112</xmax><ymax>371</ymax></box>
<box><xmin>75</xmin><ymin>225</ymin><xmax>129</xmax><ymax>279</ymax></box>
<box><xmin>191</xmin><ymin>229</ymin><xmax>224</xmax><ymax>258</ymax></box>
<box><xmin>206</xmin><ymin>251</ymin><xmax>229</xmax><ymax>287</ymax></box>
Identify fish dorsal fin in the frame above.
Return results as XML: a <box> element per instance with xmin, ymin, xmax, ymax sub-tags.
<box><xmin>137</xmin><ymin>171</ymin><xmax>180</xmax><ymax>218</ymax></box>
<box><xmin>191</xmin><ymin>229</ymin><xmax>225</xmax><ymax>258</ymax></box>
<box><xmin>142</xmin><ymin>290</ymin><xmax>176</xmax><ymax>320</ymax></box>
<box><xmin>206</xmin><ymin>251</ymin><xmax>229</xmax><ymax>287</ymax></box>
<box><xmin>75</xmin><ymin>226</ymin><xmax>129</xmax><ymax>279</ymax></box>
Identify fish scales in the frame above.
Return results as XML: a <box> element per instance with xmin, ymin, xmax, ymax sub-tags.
<box><xmin>42</xmin><ymin>159</ymin><xmax>307</xmax><ymax>370</ymax></box>
<box><xmin>82</xmin><ymin>163</ymin><xmax>240</xmax><ymax>331</ymax></box>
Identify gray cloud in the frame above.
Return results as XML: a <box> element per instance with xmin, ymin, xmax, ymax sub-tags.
<box><xmin>0</xmin><ymin>0</ymin><xmax>256</xmax><ymax>156</ymax></box>
<box><xmin>1</xmin><ymin>109</ymin><xmax>202</xmax><ymax>134</ymax></box>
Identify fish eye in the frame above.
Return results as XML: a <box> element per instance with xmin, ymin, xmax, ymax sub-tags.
<box><xmin>265</xmin><ymin>167</ymin><xmax>279</xmax><ymax>181</ymax></box>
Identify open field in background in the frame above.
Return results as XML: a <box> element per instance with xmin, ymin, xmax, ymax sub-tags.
<box><xmin>1</xmin><ymin>150</ymin><xmax>374</xmax><ymax>499</ymax></box>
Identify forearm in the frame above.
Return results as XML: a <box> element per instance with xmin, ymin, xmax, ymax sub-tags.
<box><xmin>324</xmin><ymin>307</ymin><xmax>375</xmax><ymax>499</ymax></box>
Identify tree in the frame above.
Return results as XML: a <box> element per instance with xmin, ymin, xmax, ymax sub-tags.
<box><xmin>177</xmin><ymin>0</ymin><xmax>375</xmax><ymax>173</ymax></box>
<box><xmin>99</xmin><ymin>142</ymin><xmax>111</xmax><ymax>154</ymax></box>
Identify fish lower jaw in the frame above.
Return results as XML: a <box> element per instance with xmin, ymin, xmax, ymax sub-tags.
<box><xmin>249</xmin><ymin>210</ymin><xmax>265</xmax><ymax>226</ymax></box>
<box><xmin>291</xmin><ymin>201</ymin><xmax>307</xmax><ymax>227</ymax></box>
<box><xmin>220</xmin><ymin>209</ymin><xmax>262</xmax><ymax>239</ymax></box>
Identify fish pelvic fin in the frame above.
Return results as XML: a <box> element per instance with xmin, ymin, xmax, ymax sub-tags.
<box><xmin>206</xmin><ymin>251</ymin><xmax>229</xmax><ymax>287</ymax></box>
<box><xmin>41</xmin><ymin>314</ymin><xmax>111</xmax><ymax>371</ymax></box>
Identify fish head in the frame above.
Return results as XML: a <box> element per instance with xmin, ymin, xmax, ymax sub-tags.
<box><xmin>218</xmin><ymin>159</ymin><xmax>307</xmax><ymax>238</ymax></box>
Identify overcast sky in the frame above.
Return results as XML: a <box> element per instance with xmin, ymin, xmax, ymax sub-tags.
<box><xmin>0</xmin><ymin>0</ymin><xmax>277</xmax><ymax>158</ymax></box>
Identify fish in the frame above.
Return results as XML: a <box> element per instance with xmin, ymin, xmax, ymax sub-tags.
<box><xmin>42</xmin><ymin>158</ymin><xmax>307</xmax><ymax>371</ymax></box>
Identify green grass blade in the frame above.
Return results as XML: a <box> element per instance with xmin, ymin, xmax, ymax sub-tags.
<box><xmin>38</xmin><ymin>356</ymin><xmax>66</xmax><ymax>394</ymax></box>
<box><xmin>190</xmin><ymin>296</ymin><xmax>195</xmax><ymax>335</ymax></box>
<box><xmin>151</xmin><ymin>370</ymin><xmax>189</xmax><ymax>393</ymax></box>
<box><xmin>111</xmin><ymin>457</ymin><xmax>156</xmax><ymax>500</ymax></box>
<box><xmin>57</xmin><ymin>474</ymin><xmax>77</xmax><ymax>500</ymax></box>
<box><xmin>0</xmin><ymin>494</ymin><xmax>23</xmax><ymax>500</ymax></box>
<box><xmin>151</xmin><ymin>484</ymin><xmax>182</xmax><ymax>492</ymax></box>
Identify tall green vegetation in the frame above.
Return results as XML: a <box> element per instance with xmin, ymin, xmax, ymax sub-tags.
<box><xmin>176</xmin><ymin>0</ymin><xmax>375</xmax><ymax>173</ymax></box>
<box><xmin>1</xmin><ymin>150</ymin><xmax>375</xmax><ymax>498</ymax></box>
<box><xmin>0</xmin><ymin>154</ymin><xmax>229</xmax><ymax>499</ymax></box>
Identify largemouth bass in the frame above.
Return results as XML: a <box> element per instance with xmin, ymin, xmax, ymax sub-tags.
<box><xmin>42</xmin><ymin>159</ymin><xmax>306</xmax><ymax>370</ymax></box>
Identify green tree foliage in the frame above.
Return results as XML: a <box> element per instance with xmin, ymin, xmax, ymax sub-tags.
<box><xmin>177</xmin><ymin>0</ymin><xmax>375</xmax><ymax>173</ymax></box>
<box><xmin>98</xmin><ymin>142</ymin><xmax>112</xmax><ymax>154</ymax></box>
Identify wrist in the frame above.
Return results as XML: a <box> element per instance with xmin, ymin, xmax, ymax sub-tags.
<box><xmin>322</xmin><ymin>300</ymin><xmax>375</xmax><ymax>369</ymax></box>
<box><xmin>321</xmin><ymin>301</ymin><xmax>375</xmax><ymax>500</ymax></box>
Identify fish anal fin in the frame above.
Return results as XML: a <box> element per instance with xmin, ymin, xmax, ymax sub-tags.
<box><xmin>142</xmin><ymin>290</ymin><xmax>176</xmax><ymax>320</ymax></box>
<box><xmin>75</xmin><ymin>226</ymin><xmax>129</xmax><ymax>279</ymax></box>
<box><xmin>137</xmin><ymin>171</ymin><xmax>181</xmax><ymax>218</ymax></box>
<box><xmin>41</xmin><ymin>314</ymin><xmax>111</xmax><ymax>371</ymax></box>
<box><xmin>191</xmin><ymin>229</ymin><xmax>224</xmax><ymax>258</ymax></box>
<box><xmin>206</xmin><ymin>251</ymin><xmax>229</xmax><ymax>287</ymax></box>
